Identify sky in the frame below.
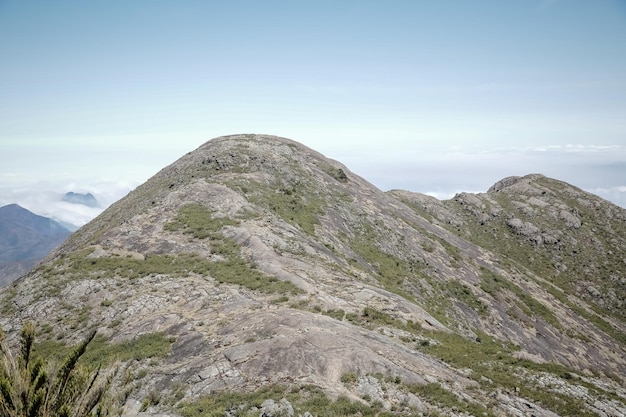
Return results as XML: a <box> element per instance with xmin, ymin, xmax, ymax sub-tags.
<box><xmin>1</xmin><ymin>0</ymin><xmax>625</xmax><ymax>228</ymax></box>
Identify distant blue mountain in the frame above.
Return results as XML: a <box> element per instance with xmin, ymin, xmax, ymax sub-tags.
<box><xmin>63</xmin><ymin>191</ymin><xmax>99</xmax><ymax>208</ymax></box>
<box><xmin>0</xmin><ymin>204</ymin><xmax>71</xmax><ymax>286</ymax></box>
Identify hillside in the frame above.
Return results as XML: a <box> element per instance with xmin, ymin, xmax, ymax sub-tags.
<box><xmin>0</xmin><ymin>204</ymin><xmax>71</xmax><ymax>286</ymax></box>
<box><xmin>1</xmin><ymin>134</ymin><xmax>624</xmax><ymax>417</ymax></box>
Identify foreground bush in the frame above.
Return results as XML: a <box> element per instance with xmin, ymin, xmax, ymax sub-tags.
<box><xmin>0</xmin><ymin>322</ymin><xmax>115</xmax><ymax>417</ymax></box>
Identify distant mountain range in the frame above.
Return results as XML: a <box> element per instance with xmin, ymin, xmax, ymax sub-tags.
<box><xmin>0</xmin><ymin>204</ymin><xmax>71</xmax><ymax>286</ymax></box>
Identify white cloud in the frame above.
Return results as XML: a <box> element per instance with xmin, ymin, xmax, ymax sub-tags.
<box><xmin>0</xmin><ymin>178</ymin><xmax>137</xmax><ymax>229</ymax></box>
<box><xmin>0</xmin><ymin>133</ymin><xmax>194</xmax><ymax>228</ymax></box>
<box><xmin>589</xmin><ymin>186</ymin><xmax>626</xmax><ymax>209</ymax></box>
<box><xmin>563</xmin><ymin>144</ymin><xmax>622</xmax><ymax>152</ymax></box>
<box><xmin>338</xmin><ymin>142</ymin><xmax>626</xmax><ymax>209</ymax></box>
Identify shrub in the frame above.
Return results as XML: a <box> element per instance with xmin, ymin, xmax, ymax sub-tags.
<box><xmin>34</xmin><ymin>331</ymin><xmax>175</xmax><ymax>368</ymax></box>
<box><xmin>0</xmin><ymin>322</ymin><xmax>116</xmax><ymax>417</ymax></box>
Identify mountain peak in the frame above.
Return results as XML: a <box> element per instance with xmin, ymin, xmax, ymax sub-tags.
<box><xmin>63</xmin><ymin>191</ymin><xmax>99</xmax><ymax>208</ymax></box>
<box><xmin>1</xmin><ymin>136</ymin><xmax>624</xmax><ymax>417</ymax></box>
<box><xmin>0</xmin><ymin>203</ymin><xmax>69</xmax><ymax>236</ymax></box>
<box><xmin>165</xmin><ymin>134</ymin><xmax>345</xmax><ymax>181</ymax></box>
<box><xmin>487</xmin><ymin>173</ymin><xmax>546</xmax><ymax>193</ymax></box>
<box><xmin>0</xmin><ymin>203</ymin><xmax>32</xmax><ymax>217</ymax></box>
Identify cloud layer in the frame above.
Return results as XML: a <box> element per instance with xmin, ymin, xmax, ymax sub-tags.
<box><xmin>0</xmin><ymin>178</ymin><xmax>137</xmax><ymax>230</ymax></box>
<box><xmin>336</xmin><ymin>143</ymin><xmax>626</xmax><ymax>208</ymax></box>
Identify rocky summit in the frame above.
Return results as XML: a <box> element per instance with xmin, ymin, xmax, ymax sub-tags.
<box><xmin>1</xmin><ymin>134</ymin><xmax>624</xmax><ymax>417</ymax></box>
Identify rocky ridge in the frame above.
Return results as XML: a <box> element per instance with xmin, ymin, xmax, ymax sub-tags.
<box><xmin>1</xmin><ymin>135</ymin><xmax>624</xmax><ymax>417</ymax></box>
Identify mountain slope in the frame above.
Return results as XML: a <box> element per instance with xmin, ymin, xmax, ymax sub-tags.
<box><xmin>0</xmin><ymin>204</ymin><xmax>71</xmax><ymax>286</ymax></box>
<box><xmin>1</xmin><ymin>135</ymin><xmax>624</xmax><ymax>417</ymax></box>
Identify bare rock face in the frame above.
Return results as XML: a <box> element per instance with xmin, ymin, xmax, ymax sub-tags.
<box><xmin>1</xmin><ymin>135</ymin><xmax>624</xmax><ymax>417</ymax></box>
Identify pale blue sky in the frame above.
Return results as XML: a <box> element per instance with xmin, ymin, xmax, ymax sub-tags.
<box><xmin>1</xmin><ymin>0</ymin><xmax>625</xmax><ymax>226</ymax></box>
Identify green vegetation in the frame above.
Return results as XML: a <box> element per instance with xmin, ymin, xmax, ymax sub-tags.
<box><xmin>331</xmin><ymin>305</ymin><xmax>610</xmax><ymax>417</ymax></box>
<box><xmin>340</xmin><ymin>373</ymin><xmax>358</xmax><ymax>384</ymax></box>
<box><xmin>446</xmin><ymin>279</ymin><xmax>488</xmax><ymax>316</ymax></box>
<box><xmin>50</xmin><ymin>250</ymin><xmax>212</xmax><ymax>281</ymax></box>
<box><xmin>164</xmin><ymin>204</ymin><xmax>303</xmax><ymax>294</ymax></box>
<box><xmin>419</xmin><ymin>330</ymin><xmax>519</xmax><ymax>375</ymax></box>
<box><xmin>345</xmin><ymin>307</ymin><xmax>422</xmax><ymax>333</ymax></box>
<box><xmin>341</xmin><ymin>372</ymin><xmax>402</xmax><ymax>388</ymax></box>
<box><xmin>163</xmin><ymin>203</ymin><xmax>239</xmax><ymax>239</ymax></box>
<box><xmin>173</xmin><ymin>145</ymin><xmax>333</xmax><ymax>237</ymax></box>
<box><xmin>480</xmin><ymin>267</ymin><xmax>561</xmax><ymax>329</ymax></box>
<box><xmin>444</xmin><ymin>183</ymin><xmax>626</xmax><ymax>329</ymax></box>
<box><xmin>316</xmin><ymin>161</ymin><xmax>349</xmax><ymax>183</ymax></box>
<box><xmin>0</xmin><ymin>322</ymin><xmax>116</xmax><ymax>417</ymax></box>
<box><xmin>209</xmin><ymin>253</ymin><xmax>302</xmax><ymax>294</ymax></box>
<box><xmin>540</xmin><ymin>279</ymin><xmax>626</xmax><ymax>345</ymax></box>
<box><xmin>405</xmin><ymin>382</ymin><xmax>495</xmax><ymax>417</ymax></box>
<box><xmin>347</xmin><ymin>224</ymin><xmax>421</xmax><ymax>301</ymax></box>
<box><xmin>270</xmin><ymin>295</ymin><xmax>290</xmax><ymax>304</ymax></box>
<box><xmin>34</xmin><ymin>332</ymin><xmax>175</xmax><ymax>368</ymax></box>
<box><xmin>44</xmin><ymin>204</ymin><xmax>302</xmax><ymax>296</ymax></box>
<box><xmin>345</xmin><ymin>221</ymin><xmax>486</xmax><ymax>328</ymax></box>
<box><xmin>314</xmin><ymin>298</ymin><xmax>617</xmax><ymax>417</ymax></box>
<box><xmin>431</xmin><ymin>235</ymin><xmax>462</xmax><ymax>266</ymax></box>
<box><xmin>393</xmin><ymin>195</ymin><xmax>435</xmax><ymax>224</ymax></box>
<box><xmin>140</xmin><ymin>390</ymin><xmax>162</xmax><ymax>412</ymax></box>
<box><xmin>321</xmin><ymin>308</ymin><xmax>346</xmax><ymax>320</ymax></box>
<box><xmin>419</xmin><ymin>330</ymin><xmax>600</xmax><ymax>417</ymax></box>
<box><xmin>247</xmin><ymin>183</ymin><xmax>325</xmax><ymax>236</ymax></box>
<box><xmin>178</xmin><ymin>384</ymin><xmax>389</xmax><ymax>417</ymax></box>
<box><xmin>60</xmin><ymin>247</ymin><xmax>300</xmax><ymax>297</ymax></box>
<box><xmin>0</xmin><ymin>285</ymin><xmax>17</xmax><ymax>315</ymax></box>
<box><xmin>339</xmin><ymin>371</ymin><xmax>496</xmax><ymax>417</ymax></box>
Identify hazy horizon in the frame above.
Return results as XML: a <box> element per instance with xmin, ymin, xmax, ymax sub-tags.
<box><xmin>1</xmin><ymin>1</ymin><xmax>625</xmax><ymax>226</ymax></box>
